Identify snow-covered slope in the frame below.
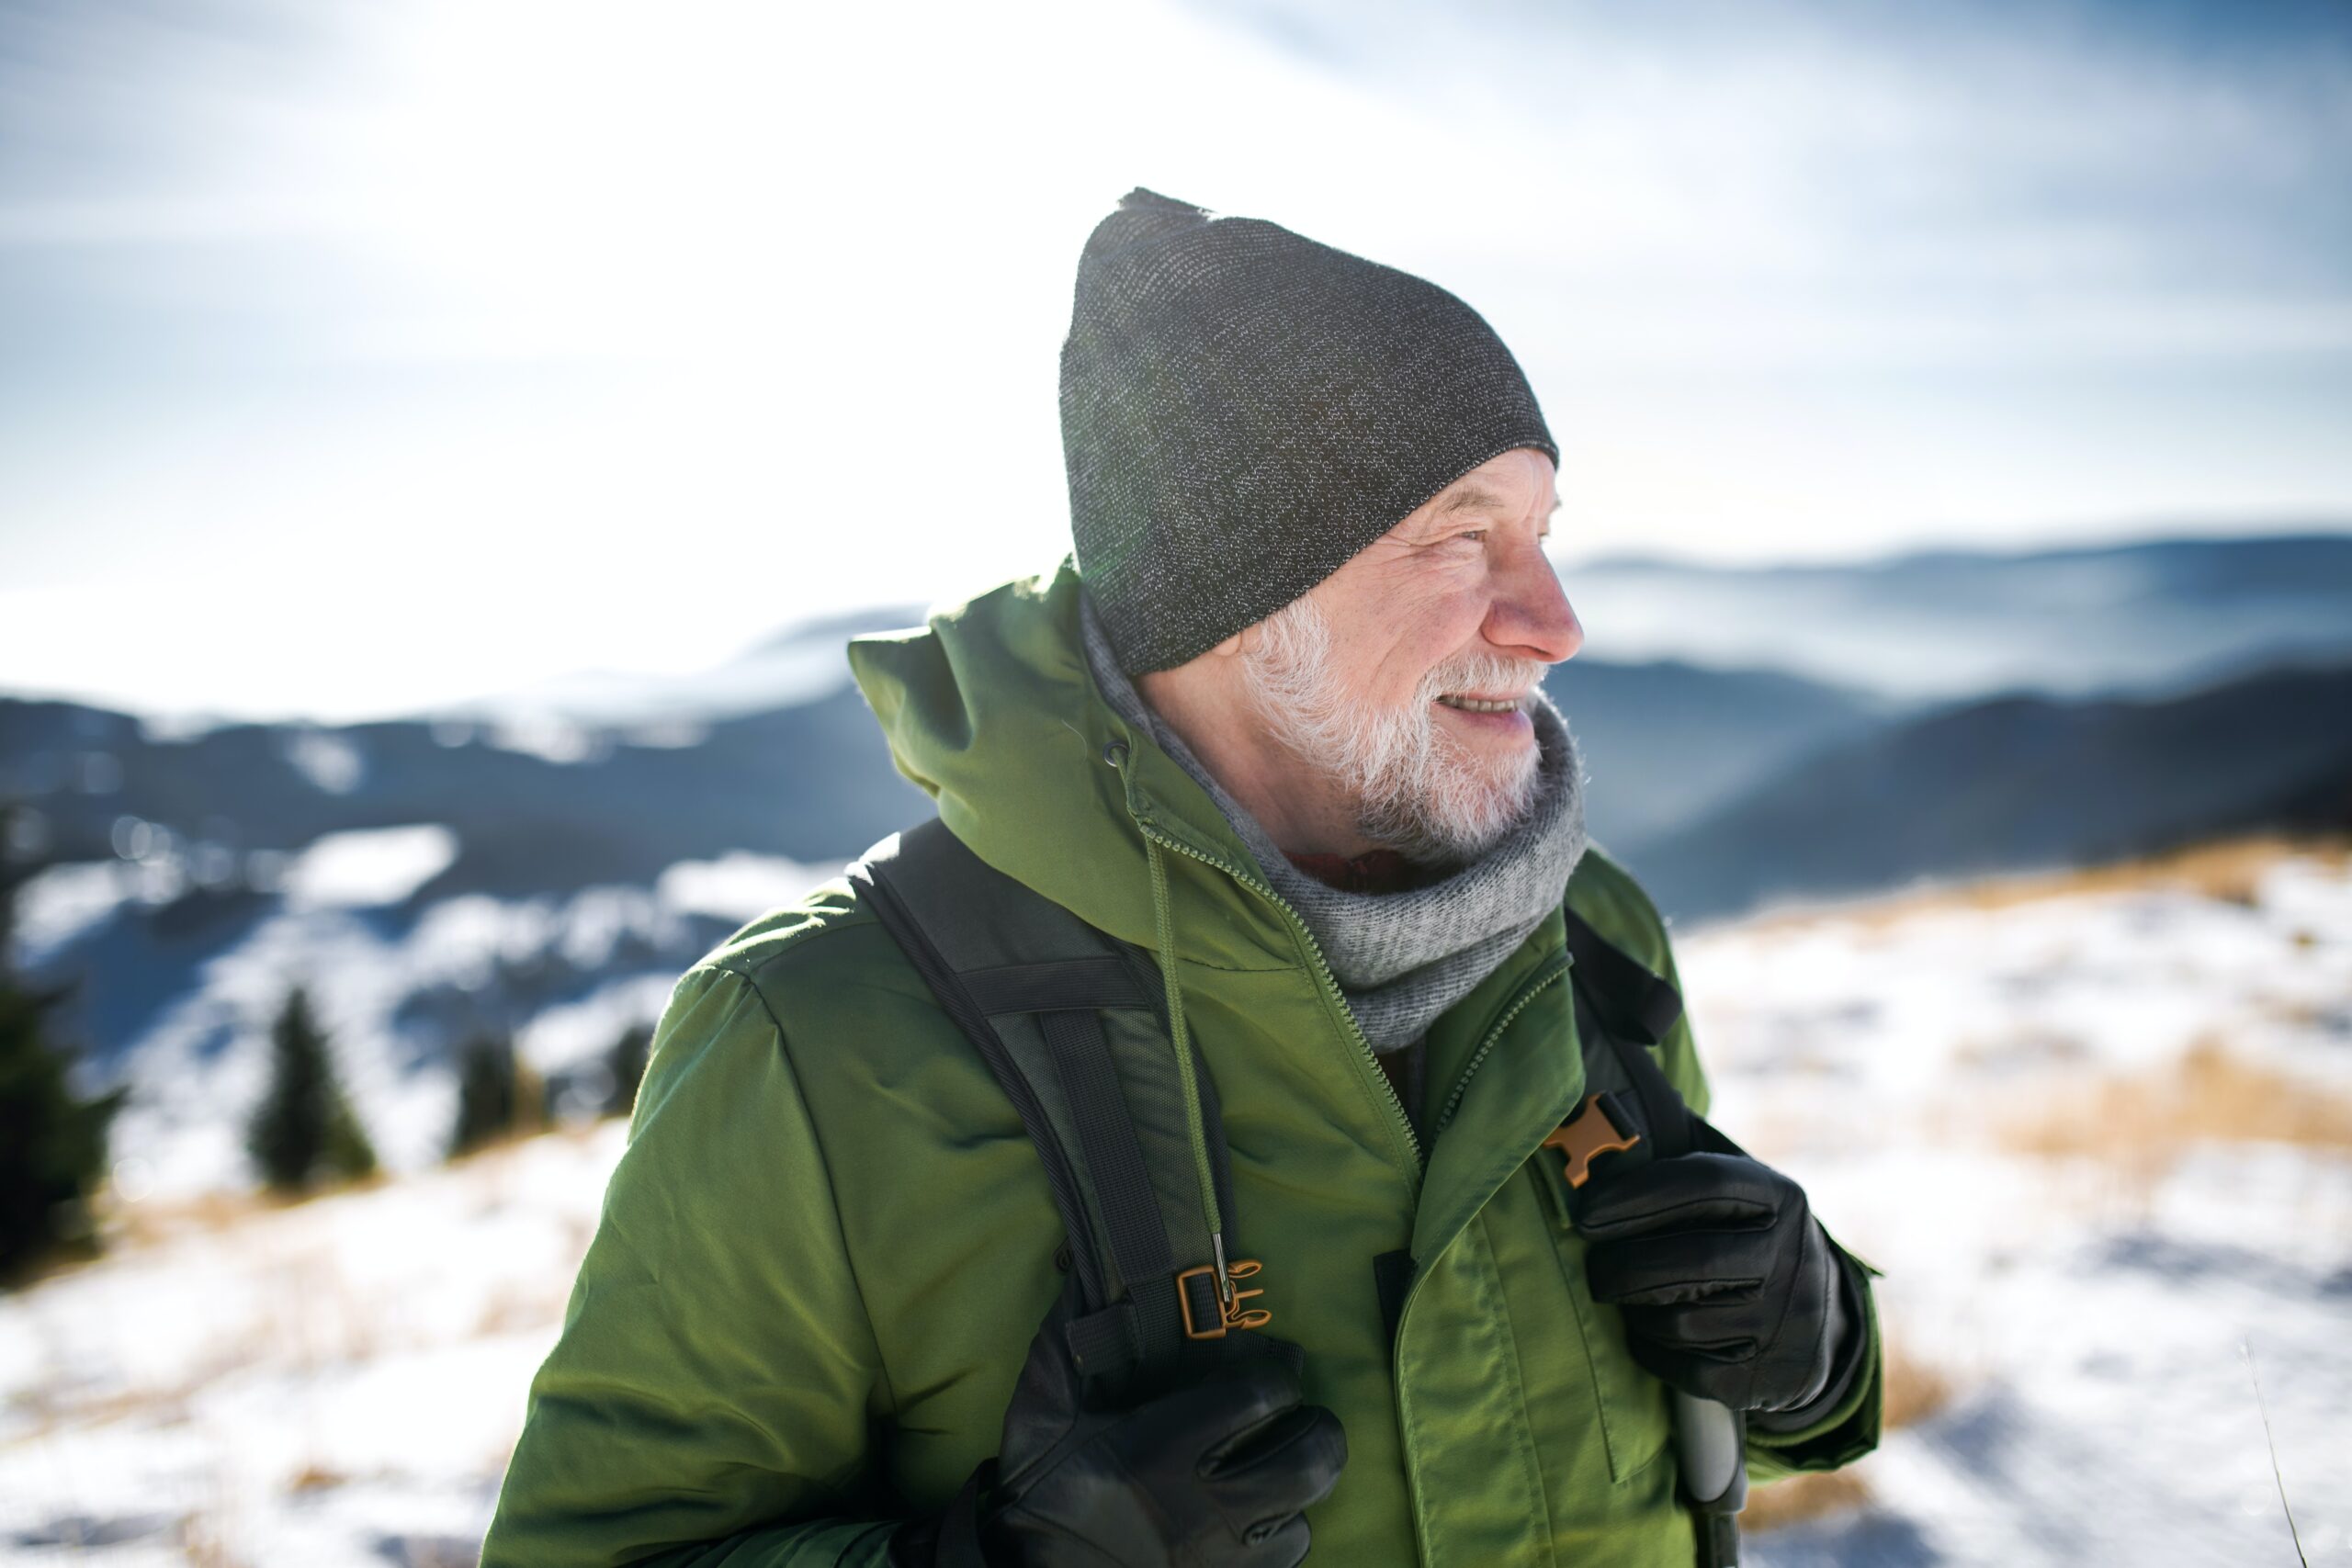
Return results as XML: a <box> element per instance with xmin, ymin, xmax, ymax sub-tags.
<box><xmin>3</xmin><ymin>840</ymin><xmax>2346</xmax><ymax>1564</ymax></box>
<box><xmin>0</xmin><ymin>1127</ymin><xmax>627</xmax><ymax>1565</ymax></box>
<box><xmin>1698</xmin><ymin>844</ymin><xmax>2351</xmax><ymax>1564</ymax></box>
<box><xmin>17</xmin><ymin>826</ymin><xmax>841</xmax><ymax>1195</ymax></box>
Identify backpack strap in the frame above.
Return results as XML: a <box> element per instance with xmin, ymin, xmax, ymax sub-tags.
<box><xmin>1562</xmin><ymin>908</ymin><xmax>1684</xmax><ymax>1048</ymax></box>
<box><xmin>1559</xmin><ymin>905</ymin><xmax>1748</xmax><ymax>1567</ymax></box>
<box><xmin>1563</xmin><ymin>907</ymin><xmax>1697</xmax><ymax>1163</ymax></box>
<box><xmin>848</xmin><ymin>818</ymin><xmax>1280</xmax><ymax>1403</ymax></box>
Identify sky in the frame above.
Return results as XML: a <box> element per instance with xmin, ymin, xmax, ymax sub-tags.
<box><xmin>2</xmin><ymin>0</ymin><xmax>2348</xmax><ymax>723</ymax></box>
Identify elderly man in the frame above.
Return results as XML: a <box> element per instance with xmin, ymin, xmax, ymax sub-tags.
<box><xmin>483</xmin><ymin>188</ymin><xmax>1882</xmax><ymax>1567</ymax></box>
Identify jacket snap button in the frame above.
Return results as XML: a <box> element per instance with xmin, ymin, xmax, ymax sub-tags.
<box><xmin>1102</xmin><ymin>740</ymin><xmax>1130</xmax><ymax>769</ymax></box>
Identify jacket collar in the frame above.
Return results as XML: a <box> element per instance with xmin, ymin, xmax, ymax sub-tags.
<box><xmin>850</xmin><ymin>554</ymin><xmax>1590</xmax><ymax>1244</ymax></box>
<box><xmin>846</xmin><ymin>555</ymin><xmax>1296</xmax><ymax>964</ymax></box>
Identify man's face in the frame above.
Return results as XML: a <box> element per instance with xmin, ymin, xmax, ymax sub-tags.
<box><xmin>1239</xmin><ymin>447</ymin><xmax>1581</xmax><ymax>863</ymax></box>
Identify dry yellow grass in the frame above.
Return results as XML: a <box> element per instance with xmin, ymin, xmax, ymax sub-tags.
<box><xmin>1744</xmin><ymin>1468</ymin><xmax>1872</xmax><ymax>1531</ymax></box>
<box><xmin>1735</xmin><ymin>1330</ymin><xmax>1960</xmax><ymax>1535</ymax></box>
<box><xmin>472</xmin><ymin>1276</ymin><xmax>572</xmax><ymax>1338</ymax></box>
<box><xmin>91</xmin><ymin>1168</ymin><xmax>391</xmax><ymax>1262</ymax></box>
<box><xmin>1738</xmin><ymin>829</ymin><xmax>2351</xmax><ymax>936</ymax></box>
<box><xmin>2004</xmin><ymin>1034</ymin><xmax>2352</xmax><ymax>1178</ymax></box>
<box><xmin>176</xmin><ymin>1513</ymin><xmax>252</xmax><ymax>1568</ymax></box>
<box><xmin>284</xmin><ymin>1461</ymin><xmax>347</xmax><ymax>1494</ymax></box>
<box><xmin>1880</xmin><ymin>1337</ymin><xmax>1957</xmax><ymax>1433</ymax></box>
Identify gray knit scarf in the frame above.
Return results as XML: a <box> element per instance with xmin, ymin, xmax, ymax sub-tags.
<box><xmin>1079</xmin><ymin>591</ymin><xmax>1589</xmax><ymax>1051</ymax></box>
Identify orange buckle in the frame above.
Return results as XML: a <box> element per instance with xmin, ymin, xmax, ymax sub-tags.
<box><xmin>1542</xmin><ymin>1092</ymin><xmax>1642</xmax><ymax>1190</ymax></box>
<box><xmin>1177</xmin><ymin>1258</ymin><xmax>1272</xmax><ymax>1339</ymax></box>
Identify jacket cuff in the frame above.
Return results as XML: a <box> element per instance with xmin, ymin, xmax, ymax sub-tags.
<box><xmin>1744</xmin><ymin>1238</ymin><xmax>1885</xmax><ymax>1481</ymax></box>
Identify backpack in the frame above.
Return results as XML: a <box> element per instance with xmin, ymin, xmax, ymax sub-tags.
<box><xmin>847</xmin><ymin>817</ymin><xmax>1746</xmax><ymax>1562</ymax></box>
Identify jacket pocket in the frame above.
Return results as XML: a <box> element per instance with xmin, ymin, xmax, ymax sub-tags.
<box><xmin>1531</xmin><ymin>1161</ymin><xmax>1676</xmax><ymax>1484</ymax></box>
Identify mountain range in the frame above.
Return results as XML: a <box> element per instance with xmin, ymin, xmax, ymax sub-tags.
<box><xmin>4</xmin><ymin>530</ymin><xmax>2347</xmax><ymax>1188</ymax></box>
<box><xmin>1618</xmin><ymin>659</ymin><xmax>2352</xmax><ymax>920</ymax></box>
<box><xmin>1558</xmin><ymin>530</ymin><xmax>2352</xmax><ymax>699</ymax></box>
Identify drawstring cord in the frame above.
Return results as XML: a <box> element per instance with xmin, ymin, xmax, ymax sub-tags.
<box><xmin>1139</xmin><ymin>807</ymin><xmax>1234</xmax><ymax>1309</ymax></box>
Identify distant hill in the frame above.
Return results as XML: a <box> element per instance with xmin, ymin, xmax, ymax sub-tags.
<box><xmin>1545</xmin><ymin>658</ymin><xmax>1905</xmax><ymax>846</ymax></box>
<box><xmin>2</xmin><ymin>649</ymin><xmax>1900</xmax><ymax>910</ymax></box>
<box><xmin>424</xmin><ymin>604</ymin><xmax>930</xmax><ymax>729</ymax></box>
<box><xmin>1559</xmin><ymin>530</ymin><xmax>2352</xmax><ymax>702</ymax></box>
<box><xmin>1620</xmin><ymin>660</ymin><xmax>2352</xmax><ymax>923</ymax></box>
<box><xmin>0</xmin><ymin>688</ymin><xmax>935</xmax><ymax>899</ymax></box>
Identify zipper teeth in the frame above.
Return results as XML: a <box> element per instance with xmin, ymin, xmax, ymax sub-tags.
<box><xmin>1432</xmin><ymin>956</ymin><xmax>1572</xmax><ymax>1137</ymax></box>
<box><xmin>1136</xmin><ymin>824</ymin><xmax>1424</xmax><ymax>1168</ymax></box>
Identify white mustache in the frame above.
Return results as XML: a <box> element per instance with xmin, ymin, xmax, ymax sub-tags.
<box><xmin>1421</xmin><ymin>655</ymin><xmax>1546</xmax><ymax>707</ymax></box>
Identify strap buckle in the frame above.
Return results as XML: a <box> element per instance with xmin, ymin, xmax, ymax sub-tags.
<box><xmin>1542</xmin><ymin>1091</ymin><xmax>1643</xmax><ymax>1189</ymax></box>
<box><xmin>1177</xmin><ymin>1258</ymin><xmax>1271</xmax><ymax>1339</ymax></box>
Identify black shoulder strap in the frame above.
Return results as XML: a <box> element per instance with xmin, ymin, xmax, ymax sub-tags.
<box><xmin>1558</xmin><ymin>906</ymin><xmax>1750</xmax><ymax>1564</ymax></box>
<box><xmin>1564</xmin><ymin>906</ymin><xmax>1697</xmax><ymax>1159</ymax></box>
<box><xmin>1561</xmin><ymin>908</ymin><xmax>1684</xmax><ymax>1046</ymax></box>
<box><xmin>847</xmin><ymin>818</ymin><xmax>1275</xmax><ymax>1401</ymax></box>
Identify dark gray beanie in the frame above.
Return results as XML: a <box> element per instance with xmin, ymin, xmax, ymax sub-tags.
<box><xmin>1060</xmin><ymin>186</ymin><xmax>1558</xmax><ymax>675</ymax></box>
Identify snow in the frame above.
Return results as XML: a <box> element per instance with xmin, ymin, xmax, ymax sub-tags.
<box><xmin>11</xmin><ymin>861</ymin><xmax>131</xmax><ymax>967</ymax></box>
<box><xmin>476</xmin><ymin>716</ymin><xmax>605</xmax><ymax>766</ymax></box>
<box><xmin>281</xmin><ymin>826</ymin><xmax>460</xmax><ymax>911</ymax></box>
<box><xmin>0</xmin><ymin>1128</ymin><xmax>624</xmax><ymax>1566</ymax></box>
<box><xmin>3</xmin><ymin>847</ymin><xmax>2346</xmax><ymax>1563</ymax></box>
<box><xmin>654</xmin><ymin>851</ymin><xmax>835</xmax><ymax>923</ymax></box>
<box><xmin>10</xmin><ymin>836</ymin><xmax>844</xmax><ymax>1199</ymax></box>
<box><xmin>1690</xmin><ymin>852</ymin><xmax>2352</xmax><ymax>1565</ymax></box>
<box><xmin>282</xmin><ymin>730</ymin><xmax>364</xmax><ymax>795</ymax></box>
<box><xmin>93</xmin><ymin>881</ymin><xmax>701</xmax><ymax>1195</ymax></box>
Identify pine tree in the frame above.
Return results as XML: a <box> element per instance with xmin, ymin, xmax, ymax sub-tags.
<box><xmin>322</xmin><ymin>1088</ymin><xmax>379</xmax><ymax>1184</ymax></box>
<box><xmin>605</xmin><ymin>1023</ymin><xmax>652</xmax><ymax>1119</ymax></box>
<box><xmin>0</xmin><ymin>803</ymin><xmax>128</xmax><ymax>1281</ymax></box>
<box><xmin>246</xmin><ymin>986</ymin><xmax>376</xmax><ymax>1193</ymax></box>
<box><xmin>449</xmin><ymin>1032</ymin><xmax>539</xmax><ymax>1158</ymax></box>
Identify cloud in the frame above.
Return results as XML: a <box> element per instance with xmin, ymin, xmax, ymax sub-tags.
<box><xmin>2</xmin><ymin>0</ymin><xmax>2347</xmax><ymax>718</ymax></box>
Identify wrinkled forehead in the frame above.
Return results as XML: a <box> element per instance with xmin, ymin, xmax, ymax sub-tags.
<box><xmin>1402</xmin><ymin>465</ymin><xmax>1564</xmax><ymax>536</ymax></box>
<box><xmin>1431</xmin><ymin>479</ymin><xmax>1564</xmax><ymax>520</ymax></box>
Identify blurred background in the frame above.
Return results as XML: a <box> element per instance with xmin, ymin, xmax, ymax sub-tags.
<box><xmin>2</xmin><ymin>0</ymin><xmax>2347</xmax><ymax>1562</ymax></box>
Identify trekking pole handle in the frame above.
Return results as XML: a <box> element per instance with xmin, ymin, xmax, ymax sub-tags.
<box><xmin>1675</xmin><ymin>1390</ymin><xmax>1747</xmax><ymax>1513</ymax></box>
<box><xmin>1554</xmin><ymin>1088</ymin><xmax>1747</xmax><ymax>1566</ymax></box>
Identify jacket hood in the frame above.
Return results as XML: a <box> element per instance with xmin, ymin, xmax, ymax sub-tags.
<box><xmin>845</xmin><ymin>556</ymin><xmax>1299</xmax><ymax>969</ymax></box>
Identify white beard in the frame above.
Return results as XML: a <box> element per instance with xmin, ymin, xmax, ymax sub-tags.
<box><xmin>1240</xmin><ymin>594</ymin><xmax>1548</xmax><ymax>865</ymax></box>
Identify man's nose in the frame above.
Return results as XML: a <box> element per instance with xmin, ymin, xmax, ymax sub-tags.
<box><xmin>1485</xmin><ymin>541</ymin><xmax>1583</xmax><ymax>664</ymax></box>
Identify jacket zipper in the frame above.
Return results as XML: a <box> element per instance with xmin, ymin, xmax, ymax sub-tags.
<box><xmin>1131</xmin><ymin>821</ymin><xmax>1425</xmax><ymax>1170</ymax></box>
<box><xmin>1392</xmin><ymin>953</ymin><xmax>1576</xmax><ymax>1400</ymax></box>
<box><xmin>1431</xmin><ymin>954</ymin><xmax>1573</xmax><ymax>1138</ymax></box>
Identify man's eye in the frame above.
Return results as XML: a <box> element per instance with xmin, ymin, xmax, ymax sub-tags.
<box><xmin>1457</xmin><ymin>529</ymin><xmax>1487</xmax><ymax>544</ymax></box>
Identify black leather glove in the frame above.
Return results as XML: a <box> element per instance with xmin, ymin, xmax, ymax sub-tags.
<box><xmin>1578</xmin><ymin>1140</ymin><xmax>1860</xmax><ymax>1419</ymax></box>
<box><xmin>892</xmin><ymin>1279</ymin><xmax>1348</xmax><ymax>1566</ymax></box>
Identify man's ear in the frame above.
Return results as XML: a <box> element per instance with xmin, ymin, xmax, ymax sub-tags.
<box><xmin>1211</xmin><ymin>628</ymin><xmax>1249</xmax><ymax>658</ymax></box>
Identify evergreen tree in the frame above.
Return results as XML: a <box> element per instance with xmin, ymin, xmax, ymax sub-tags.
<box><xmin>605</xmin><ymin>1023</ymin><xmax>652</xmax><ymax>1119</ymax></box>
<box><xmin>449</xmin><ymin>1032</ymin><xmax>539</xmax><ymax>1157</ymax></box>
<box><xmin>246</xmin><ymin>986</ymin><xmax>376</xmax><ymax>1193</ymax></box>
<box><xmin>0</xmin><ymin>803</ymin><xmax>128</xmax><ymax>1281</ymax></box>
<box><xmin>322</xmin><ymin>1088</ymin><xmax>379</xmax><ymax>1184</ymax></box>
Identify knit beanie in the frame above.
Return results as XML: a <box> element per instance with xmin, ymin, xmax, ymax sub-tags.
<box><xmin>1061</xmin><ymin>186</ymin><xmax>1559</xmax><ymax>675</ymax></box>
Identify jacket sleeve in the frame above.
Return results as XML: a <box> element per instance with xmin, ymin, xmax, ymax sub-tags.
<box><xmin>1623</xmin><ymin>867</ymin><xmax>1888</xmax><ymax>1483</ymax></box>
<box><xmin>480</xmin><ymin>964</ymin><xmax>904</xmax><ymax>1567</ymax></box>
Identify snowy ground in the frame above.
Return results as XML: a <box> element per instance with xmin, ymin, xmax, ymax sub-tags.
<box><xmin>0</xmin><ymin>1125</ymin><xmax>624</xmax><ymax>1565</ymax></box>
<box><xmin>1701</xmin><ymin>846</ymin><xmax>2352</xmax><ymax>1565</ymax></box>
<box><xmin>3</xmin><ymin>841</ymin><xmax>2346</xmax><ymax>1563</ymax></box>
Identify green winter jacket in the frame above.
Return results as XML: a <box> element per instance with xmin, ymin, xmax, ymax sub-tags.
<box><xmin>481</xmin><ymin>557</ymin><xmax>1883</xmax><ymax>1567</ymax></box>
